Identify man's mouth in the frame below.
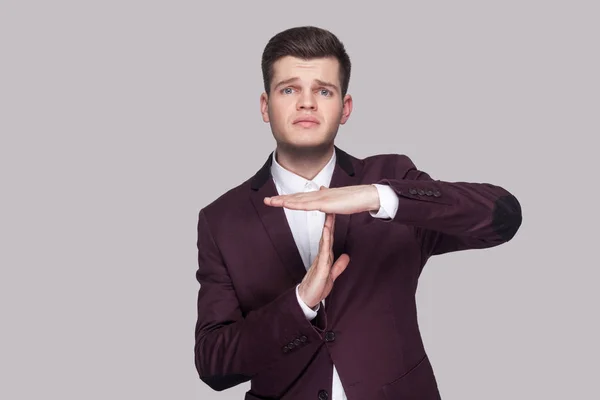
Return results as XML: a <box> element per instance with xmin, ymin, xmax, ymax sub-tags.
<box><xmin>293</xmin><ymin>116</ymin><xmax>320</xmax><ymax>128</ymax></box>
<box><xmin>294</xmin><ymin>121</ymin><xmax>319</xmax><ymax>128</ymax></box>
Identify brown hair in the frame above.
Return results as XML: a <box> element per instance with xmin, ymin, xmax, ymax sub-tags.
<box><xmin>261</xmin><ymin>26</ymin><xmax>352</xmax><ymax>97</ymax></box>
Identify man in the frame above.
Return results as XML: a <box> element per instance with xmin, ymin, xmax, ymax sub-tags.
<box><xmin>194</xmin><ymin>26</ymin><xmax>522</xmax><ymax>400</ymax></box>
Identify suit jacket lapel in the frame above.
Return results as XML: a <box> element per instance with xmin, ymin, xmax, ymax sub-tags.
<box><xmin>250</xmin><ymin>175</ymin><xmax>307</xmax><ymax>284</ymax></box>
<box><xmin>249</xmin><ymin>146</ymin><xmax>361</xmax><ymax>286</ymax></box>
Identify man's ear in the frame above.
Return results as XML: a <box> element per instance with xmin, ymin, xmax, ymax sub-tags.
<box><xmin>260</xmin><ymin>92</ymin><xmax>270</xmax><ymax>123</ymax></box>
<box><xmin>340</xmin><ymin>94</ymin><xmax>353</xmax><ymax>125</ymax></box>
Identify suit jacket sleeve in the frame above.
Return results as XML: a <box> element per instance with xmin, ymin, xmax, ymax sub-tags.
<box><xmin>194</xmin><ymin>209</ymin><xmax>325</xmax><ymax>391</ymax></box>
<box><xmin>375</xmin><ymin>155</ymin><xmax>522</xmax><ymax>259</ymax></box>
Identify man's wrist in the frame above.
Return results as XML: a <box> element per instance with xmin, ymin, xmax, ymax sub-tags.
<box><xmin>369</xmin><ymin>184</ymin><xmax>381</xmax><ymax>211</ymax></box>
<box><xmin>298</xmin><ymin>284</ymin><xmax>318</xmax><ymax>310</ymax></box>
<box><xmin>296</xmin><ymin>284</ymin><xmax>319</xmax><ymax>319</ymax></box>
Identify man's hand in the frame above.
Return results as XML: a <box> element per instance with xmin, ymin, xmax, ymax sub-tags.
<box><xmin>298</xmin><ymin>211</ymin><xmax>351</xmax><ymax>309</ymax></box>
<box><xmin>264</xmin><ymin>184</ymin><xmax>380</xmax><ymax>215</ymax></box>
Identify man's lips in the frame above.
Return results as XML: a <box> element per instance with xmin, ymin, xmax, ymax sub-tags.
<box><xmin>293</xmin><ymin>116</ymin><xmax>320</xmax><ymax>127</ymax></box>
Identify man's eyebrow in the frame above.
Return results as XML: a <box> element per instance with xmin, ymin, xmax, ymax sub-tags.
<box><xmin>273</xmin><ymin>77</ymin><xmax>339</xmax><ymax>92</ymax></box>
<box><xmin>314</xmin><ymin>79</ymin><xmax>339</xmax><ymax>91</ymax></box>
<box><xmin>273</xmin><ymin>77</ymin><xmax>299</xmax><ymax>89</ymax></box>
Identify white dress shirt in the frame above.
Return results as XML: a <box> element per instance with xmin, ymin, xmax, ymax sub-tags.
<box><xmin>270</xmin><ymin>148</ymin><xmax>399</xmax><ymax>400</ymax></box>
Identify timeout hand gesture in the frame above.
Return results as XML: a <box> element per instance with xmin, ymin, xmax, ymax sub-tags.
<box><xmin>297</xmin><ymin>188</ymin><xmax>351</xmax><ymax>309</ymax></box>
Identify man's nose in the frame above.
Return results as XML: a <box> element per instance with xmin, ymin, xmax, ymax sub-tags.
<box><xmin>297</xmin><ymin>91</ymin><xmax>317</xmax><ymax>110</ymax></box>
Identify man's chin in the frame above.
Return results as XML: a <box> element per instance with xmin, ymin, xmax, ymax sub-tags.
<box><xmin>277</xmin><ymin>140</ymin><xmax>334</xmax><ymax>155</ymax></box>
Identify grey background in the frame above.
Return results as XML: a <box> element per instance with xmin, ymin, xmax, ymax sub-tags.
<box><xmin>1</xmin><ymin>1</ymin><xmax>598</xmax><ymax>399</ymax></box>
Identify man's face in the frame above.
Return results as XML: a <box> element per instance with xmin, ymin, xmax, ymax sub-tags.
<box><xmin>260</xmin><ymin>56</ymin><xmax>352</xmax><ymax>152</ymax></box>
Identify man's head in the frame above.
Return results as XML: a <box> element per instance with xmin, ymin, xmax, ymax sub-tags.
<box><xmin>260</xmin><ymin>26</ymin><xmax>353</xmax><ymax>155</ymax></box>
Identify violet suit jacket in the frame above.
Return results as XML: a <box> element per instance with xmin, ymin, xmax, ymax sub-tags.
<box><xmin>194</xmin><ymin>146</ymin><xmax>522</xmax><ymax>400</ymax></box>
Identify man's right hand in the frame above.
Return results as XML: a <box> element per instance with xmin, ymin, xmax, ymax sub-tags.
<box><xmin>298</xmin><ymin>206</ymin><xmax>351</xmax><ymax>310</ymax></box>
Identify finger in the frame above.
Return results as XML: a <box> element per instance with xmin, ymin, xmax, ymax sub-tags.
<box><xmin>331</xmin><ymin>254</ymin><xmax>351</xmax><ymax>281</ymax></box>
<box><xmin>331</xmin><ymin>213</ymin><xmax>336</xmax><ymax>239</ymax></box>
<box><xmin>328</xmin><ymin>214</ymin><xmax>335</xmax><ymax>242</ymax></box>
<box><xmin>319</xmin><ymin>223</ymin><xmax>331</xmax><ymax>262</ymax></box>
<box><xmin>320</xmin><ymin>216</ymin><xmax>334</xmax><ymax>256</ymax></box>
<box><xmin>321</xmin><ymin>215</ymin><xmax>331</xmax><ymax>250</ymax></box>
<box><xmin>324</xmin><ymin>213</ymin><xmax>333</xmax><ymax>230</ymax></box>
<box><xmin>321</xmin><ymin>213</ymin><xmax>333</xmax><ymax>241</ymax></box>
<box><xmin>328</xmin><ymin>214</ymin><xmax>335</xmax><ymax>252</ymax></box>
<box><xmin>325</xmin><ymin>215</ymin><xmax>335</xmax><ymax>263</ymax></box>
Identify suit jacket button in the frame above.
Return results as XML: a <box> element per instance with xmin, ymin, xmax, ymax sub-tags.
<box><xmin>294</xmin><ymin>338</ymin><xmax>302</xmax><ymax>346</ymax></box>
<box><xmin>283</xmin><ymin>345</ymin><xmax>290</xmax><ymax>353</ymax></box>
<box><xmin>288</xmin><ymin>341</ymin><xmax>295</xmax><ymax>348</ymax></box>
<box><xmin>417</xmin><ymin>189</ymin><xmax>425</xmax><ymax>195</ymax></box>
<box><xmin>433</xmin><ymin>190</ymin><xmax>441</xmax><ymax>197</ymax></box>
<box><xmin>318</xmin><ymin>389</ymin><xmax>329</xmax><ymax>400</ymax></box>
<box><xmin>300</xmin><ymin>335</ymin><xmax>307</xmax><ymax>343</ymax></box>
<box><xmin>324</xmin><ymin>331</ymin><xmax>336</xmax><ymax>342</ymax></box>
<box><xmin>409</xmin><ymin>188</ymin><xmax>417</xmax><ymax>195</ymax></box>
<box><xmin>426</xmin><ymin>190</ymin><xmax>433</xmax><ymax>196</ymax></box>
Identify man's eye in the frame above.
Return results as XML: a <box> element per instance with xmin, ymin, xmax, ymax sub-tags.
<box><xmin>320</xmin><ymin>89</ymin><xmax>331</xmax><ymax>96</ymax></box>
<box><xmin>282</xmin><ymin>88</ymin><xmax>294</xmax><ymax>94</ymax></box>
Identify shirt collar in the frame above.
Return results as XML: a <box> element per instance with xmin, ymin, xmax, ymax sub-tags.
<box><xmin>270</xmin><ymin>147</ymin><xmax>336</xmax><ymax>195</ymax></box>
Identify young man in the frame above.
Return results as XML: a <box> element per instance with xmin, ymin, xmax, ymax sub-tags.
<box><xmin>194</xmin><ymin>26</ymin><xmax>522</xmax><ymax>400</ymax></box>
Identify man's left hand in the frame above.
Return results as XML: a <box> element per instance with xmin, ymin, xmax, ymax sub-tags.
<box><xmin>264</xmin><ymin>184</ymin><xmax>380</xmax><ymax>215</ymax></box>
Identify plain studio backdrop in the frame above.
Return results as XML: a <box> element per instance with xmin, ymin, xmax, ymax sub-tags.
<box><xmin>1</xmin><ymin>1</ymin><xmax>598</xmax><ymax>399</ymax></box>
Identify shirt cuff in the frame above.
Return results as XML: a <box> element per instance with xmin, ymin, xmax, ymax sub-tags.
<box><xmin>296</xmin><ymin>284</ymin><xmax>319</xmax><ymax>320</ymax></box>
<box><xmin>369</xmin><ymin>184</ymin><xmax>399</xmax><ymax>220</ymax></box>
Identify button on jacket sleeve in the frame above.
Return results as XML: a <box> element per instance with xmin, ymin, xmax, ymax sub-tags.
<box><xmin>375</xmin><ymin>155</ymin><xmax>522</xmax><ymax>258</ymax></box>
<box><xmin>194</xmin><ymin>209</ymin><xmax>325</xmax><ymax>391</ymax></box>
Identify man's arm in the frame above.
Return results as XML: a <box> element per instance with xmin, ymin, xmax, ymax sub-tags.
<box><xmin>374</xmin><ymin>155</ymin><xmax>522</xmax><ymax>258</ymax></box>
<box><xmin>194</xmin><ymin>209</ymin><xmax>324</xmax><ymax>391</ymax></box>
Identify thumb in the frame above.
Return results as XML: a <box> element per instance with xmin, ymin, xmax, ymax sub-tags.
<box><xmin>330</xmin><ymin>254</ymin><xmax>350</xmax><ymax>281</ymax></box>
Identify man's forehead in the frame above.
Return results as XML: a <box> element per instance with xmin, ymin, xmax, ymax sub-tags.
<box><xmin>273</xmin><ymin>55</ymin><xmax>339</xmax><ymax>71</ymax></box>
<box><xmin>272</xmin><ymin>56</ymin><xmax>341</xmax><ymax>85</ymax></box>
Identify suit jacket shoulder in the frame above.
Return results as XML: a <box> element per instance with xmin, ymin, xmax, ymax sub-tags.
<box><xmin>361</xmin><ymin>152</ymin><xmax>421</xmax><ymax>182</ymax></box>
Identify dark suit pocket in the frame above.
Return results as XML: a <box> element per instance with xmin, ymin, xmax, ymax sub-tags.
<box><xmin>381</xmin><ymin>355</ymin><xmax>441</xmax><ymax>399</ymax></box>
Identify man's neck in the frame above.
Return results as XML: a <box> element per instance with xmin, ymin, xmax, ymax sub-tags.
<box><xmin>275</xmin><ymin>143</ymin><xmax>334</xmax><ymax>181</ymax></box>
